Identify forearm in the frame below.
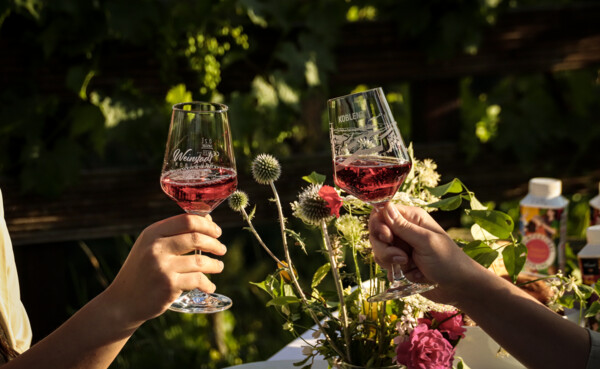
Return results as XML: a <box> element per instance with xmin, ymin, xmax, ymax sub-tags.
<box><xmin>455</xmin><ymin>263</ymin><xmax>589</xmax><ymax>369</ymax></box>
<box><xmin>4</xmin><ymin>290</ymin><xmax>139</xmax><ymax>369</ymax></box>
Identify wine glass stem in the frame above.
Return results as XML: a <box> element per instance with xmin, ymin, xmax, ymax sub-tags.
<box><xmin>188</xmin><ymin>249</ymin><xmax>204</xmax><ymax>298</ymax></box>
<box><xmin>391</xmin><ymin>263</ymin><xmax>407</xmax><ymax>284</ymax></box>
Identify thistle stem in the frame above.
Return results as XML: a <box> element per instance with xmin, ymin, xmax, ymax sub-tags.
<box><xmin>321</xmin><ymin>220</ymin><xmax>352</xmax><ymax>363</ymax></box>
<box><xmin>240</xmin><ymin>208</ymin><xmax>282</xmax><ymax>265</ymax></box>
<box><xmin>269</xmin><ymin>181</ymin><xmax>347</xmax><ymax>361</ymax></box>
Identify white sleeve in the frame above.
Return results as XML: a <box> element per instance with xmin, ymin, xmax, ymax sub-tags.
<box><xmin>0</xmin><ymin>188</ymin><xmax>32</xmax><ymax>353</ymax></box>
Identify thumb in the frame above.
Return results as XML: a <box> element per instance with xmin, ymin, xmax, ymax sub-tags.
<box><xmin>380</xmin><ymin>203</ymin><xmax>434</xmax><ymax>250</ymax></box>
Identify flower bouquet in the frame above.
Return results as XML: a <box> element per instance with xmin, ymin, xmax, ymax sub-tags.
<box><xmin>228</xmin><ymin>149</ymin><xmax>575</xmax><ymax>369</ymax></box>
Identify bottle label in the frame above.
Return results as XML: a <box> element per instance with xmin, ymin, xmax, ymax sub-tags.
<box><xmin>580</xmin><ymin>257</ymin><xmax>600</xmax><ymax>285</ymax></box>
<box><xmin>519</xmin><ymin>205</ymin><xmax>567</xmax><ymax>274</ymax></box>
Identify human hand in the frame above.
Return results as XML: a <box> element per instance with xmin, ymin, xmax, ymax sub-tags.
<box><xmin>368</xmin><ymin>203</ymin><xmax>480</xmax><ymax>304</ymax></box>
<box><xmin>102</xmin><ymin>214</ymin><xmax>227</xmax><ymax>327</ymax></box>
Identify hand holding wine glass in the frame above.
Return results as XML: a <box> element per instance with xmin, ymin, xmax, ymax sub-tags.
<box><xmin>160</xmin><ymin>102</ymin><xmax>237</xmax><ymax>313</ymax></box>
<box><xmin>328</xmin><ymin>87</ymin><xmax>435</xmax><ymax>302</ymax></box>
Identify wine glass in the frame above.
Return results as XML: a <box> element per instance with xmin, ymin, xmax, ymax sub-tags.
<box><xmin>327</xmin><ymin>87</ymin><xmax>434</xmax><ymax>302</ymax></box>
<box><xmin>160</xmin><ymin>102</ymin><xmax>237</xmax><ymax>313</ymax></box>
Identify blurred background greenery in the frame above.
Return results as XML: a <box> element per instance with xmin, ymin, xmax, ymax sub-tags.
<box><xmin>1</xmin><ymin>0</ymin><xmax>599</xmax><ymax>368</ymax></box>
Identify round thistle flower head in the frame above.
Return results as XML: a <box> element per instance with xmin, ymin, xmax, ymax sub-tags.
<box><xmin>228</xmin><ymin>190</ymin><xmax>249</xmax><ymax>212</ymax></box>
<box><xmin>251</xmin><ymin>153</ymin><xmax>281</xmax><ymax>184</ymax></box>
<box><xmin>291</xmin><ymin>184</ymin><xmax>334</xmax><ymax>225</ymax></box>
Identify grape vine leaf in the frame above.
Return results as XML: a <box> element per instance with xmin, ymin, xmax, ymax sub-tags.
<box><xmin>502</xmin><ymin>242</ymin><xmax>527</xmax><ymax>283</ymax></box>
<box><xmin>462</xmin><ymin>241</ymin><xmax>498</xmax><ymax>268</ymax></box>
<box><xmin>467</xmin><ymin>209</ymin><xmax>514</xmax><ymax>239</ymax></box>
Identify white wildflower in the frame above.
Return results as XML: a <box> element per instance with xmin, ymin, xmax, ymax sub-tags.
<box><xmin>312</xmin><ymin>329</ymin><xmax>322</xmax><ymax>339</ymax></box>
<box><xmin>301</xmin><ymin>346</ymin><xmax>314</xmax><ymax>356</ymax></box>
<box><xmin>417</xmin><ymin>159</ymin><xmax>441</xmax><ymax>188</ymax></box>
<box><xmin>402</xmin><ymin>294</ymin><xmax>456</xmax><ymax>314</ymax></box>
<box><xmin>335</xmin><ymin>214</ymin><xmax>368</xmax><ymax>244</ymax></box>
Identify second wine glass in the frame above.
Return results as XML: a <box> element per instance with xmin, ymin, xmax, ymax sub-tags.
<box><xmin>160</xmin><ymin>102</ymin><xmax>236</xmax><ymax>313</ymax></box>
<box><xmin>328</xmin><ymin>87</ymin><xmax>434</xmax><ymax>302</ymax></box>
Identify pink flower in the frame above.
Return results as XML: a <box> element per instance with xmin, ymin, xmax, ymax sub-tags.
<box><xmin>420</xmin><ymin>311</ymin><xmax>466</xmax><ymax>341</ymax></box>
<box><xmin>318</xmin><ymin>185</ymin><xmax>343</xmax><ymax>217</ymax></box>
<box><xmin>396</xmin><ymin>323</ymin><xmax>455</xmax><ymax>369</ymax></box>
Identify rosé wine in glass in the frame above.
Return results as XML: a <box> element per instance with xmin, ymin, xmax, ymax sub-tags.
<box><xmin>161</xmin><ymin>167</ymin><xmax>237</xmax><ymax>215</ymax></box>
<box><xmin>334</xmin><ymin>156</ymin><xmax>411</xmax><ymax>204</ymax></box>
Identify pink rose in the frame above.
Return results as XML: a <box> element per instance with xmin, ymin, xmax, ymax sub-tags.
<box><xmin>428</xmin><ymin>311</ymin><xmax>466</xmax><ymax>341</ymax></box>
<box><xmin>318</xmin><ymin>185</ymin><xmax>343</xmax><ymax>218</ymax></box>
<box><xmin>396</xmin><ymin>323</ymin><xmax>455</xmax><ymax>369</ymax></box>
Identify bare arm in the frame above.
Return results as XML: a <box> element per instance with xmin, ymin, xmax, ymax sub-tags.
<box><xmin>369</xmin><ymin>203</ymin><xmax>590</xmax><ymax>369</ymax></box>
<box><xmin>5</xmin><ymin>214</ymin><xmax>226</xmax><ymax>369</ymax></box>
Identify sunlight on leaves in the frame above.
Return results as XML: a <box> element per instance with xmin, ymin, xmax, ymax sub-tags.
<box><xmin>305</xmin><ymin>58</ymin><xmax>320</xmax><ymax>86</ymax></box>
<box><xmin>252</xmin><ymin>76</ymin><xmax>278</xmax><ymax>108</ymax></box>
<box><xmin>166</xmin><ymin>84</ymin><xmax>193</xmax><ymax>108</ymax></box>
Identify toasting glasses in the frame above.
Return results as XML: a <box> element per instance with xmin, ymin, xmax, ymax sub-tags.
<box><xmin>160</xmin><ymin>102</ymin><xmax>237</xmax><ymax>313</ymax></box>
<box><xmin>328</xmin><ymin>87</ymin><xmax>434</xmax><ymax>302</ymax></box>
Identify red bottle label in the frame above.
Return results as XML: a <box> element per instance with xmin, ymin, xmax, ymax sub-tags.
<box><xmin>519</xmin><ymin>206</ymin><xmax>567</xmax><ymax>275</ymax></box>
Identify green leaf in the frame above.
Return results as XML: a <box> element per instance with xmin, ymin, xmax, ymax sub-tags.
<box><xmin>594</xmin><ymin>280</ymin><xmax>600</xmax><ymax>297</ymax></box>
<box><xmin>266</xmin><ymin>296</ymin><xmax>301</xmax><ymax>307</ymax></box>
<box><xmin>576</xmin><ymin>284</ymin><xmax>594</xmax><ymax>301</ymax></box>
<box><xmin>559</xmin><ymin>293</ymin><xmax>576</xmax><ymax>309</ymax></box>
<box><xmin>454</xmin><ymin>357</ymin><xmax>471</xmax><ymax>369</ymax></box>
<box><xmin>470</xmin><ymin>224</ymin><xmax>499</xmax><ymax>241</ymax></box>
<box><xmin>469</xmin><ymin>193</ymin><xmax>488</xmax><ymax>210</ymax></box>
<box><xmin>427</xmin><ymin>195</ymin><xmax>462</xmax><ymax>211</ymax></box>
<box><xmin>427</xmin><ymin>178</ymin><xmax>463</xmax><ymax>197</ymax></box>
<box><xmin>248</xmin><ymin>205</ymin><xmax>257</xmax><ymax>221</ymax></box>
<box><xmin>467</xmin><ymin>209</ymin><xmax>514</xmax><ymax>239</ymax></box>
<box><xmin>502</xmin><ymin>243</ymin><xmax>527</xmax><ymax>282</ymax></box>
<box><xmin>302</xmin><ymin>171</ymin><xmax>326</xmax><ymax>184</ymax></box>
<box><xmin>249</xmin><ymin>280</ymin><xmax>269</xmax><ymax>293</ymax></box>
<box><xmin>586</xmin><ymin>301</ymin><xmax>600</xmax><ymax>318</ymax></box>
<box><xmin>462</xmin><ymin>241</ymin><xmax>499</xmax><ymax>268</ymax></box>
<box><xmin>292</xmin><ymin>355</ymin><xmax>311</xmax><ymax>367</ymax></box>
<box><xmin>311</xmin><ymin>263</ymin><xmax>331</xmax><ymax>288</ymax></box>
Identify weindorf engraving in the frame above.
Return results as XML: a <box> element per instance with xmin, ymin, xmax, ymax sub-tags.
<box><xmin>172</xmin><ymin>148</ymin><xmax>219</xmax><ymax>165</ymax></box>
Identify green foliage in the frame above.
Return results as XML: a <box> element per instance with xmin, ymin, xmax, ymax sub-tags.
<box><xmin>427</xmin><ymin>179</ymin><xmax>527</xmax><ymax>282</ymax></box>
<box><xmin>460</xmin><ymin>70</ymin><xmax>600</xmax><ymax>172</ymax></box>
<box><xmin>3</xmin><ymin>0</ymin><xmax>598</xmax><ymax>196</ymax></box>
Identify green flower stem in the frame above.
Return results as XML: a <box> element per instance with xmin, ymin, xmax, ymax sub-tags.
<box><xmin>321</xmin><ymin>220</ymin><xmax>351</xmax><ymax>363</ymax></box>
<box><xmin>269</xmin><ymin>181</ymin><xmax>347</xmax><ymax>361</ymax></box>
<box><xmin>351</xmin><ymin>246</ymin><xmax>364</xmax><ymax>299</ymax></box>
<box><xmin>240</xmin><ymin>207</ymin><xmax>282</xmax><ymax>265</ymax></box>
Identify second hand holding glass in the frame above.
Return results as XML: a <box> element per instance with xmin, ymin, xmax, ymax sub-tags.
<box><xmin>328</xmin><ymin>87</ymin><xmax>435</xmax><ymax>302</ymax></box>
<box><xmin>160</xmin><ymin>102</ymin><xmax>237</xmax><ymax>313</ymax></box>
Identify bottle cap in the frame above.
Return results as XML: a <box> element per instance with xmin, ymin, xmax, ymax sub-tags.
<box><xmin>588</xmin><ymin>225</ymin><xmax>600</xmax><ymax>245</ymax></box>
<box><xmin>529</xmin><ymin>177</ymin><xmax>562</xmax><ymax>198</ymax></box>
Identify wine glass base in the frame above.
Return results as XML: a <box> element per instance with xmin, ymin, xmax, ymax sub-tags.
<box><xmin>367</xmin><ymin>280</ymin><xmax>435</xmax><ymax>302</ymax></box>
<box><xmin>168</xmin><ymin>290</ymin><xmax>232</xmax><ymax>314</ymax></box>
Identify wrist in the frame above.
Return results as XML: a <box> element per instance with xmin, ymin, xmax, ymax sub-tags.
<box><xmin>96</xmin><ymin>288</ymin><xmax>145</xmax><ymax>332</ymax></box>
<box><xmin>442</xmin><ymin>256</ymin><xmax>496</xmax><ymax>311</ymax></box>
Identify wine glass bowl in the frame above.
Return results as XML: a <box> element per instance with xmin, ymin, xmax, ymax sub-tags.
<box><xmin>328</xmin><ymin>87</ymin><xmax>434</xmax><ymax>302</ymax></box>
<box><xmin>160</xmin><ymin>102</ymin><xmax>236</xmax><ymax>313</ymax></box>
